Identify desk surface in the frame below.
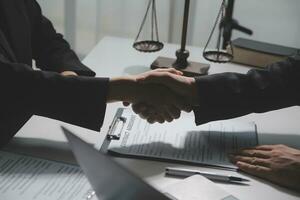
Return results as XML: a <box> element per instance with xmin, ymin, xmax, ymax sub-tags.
<box><xmin>11</xmin><ymin>37</ymin><xmax>300</xmax><ymax>200</ymax></box>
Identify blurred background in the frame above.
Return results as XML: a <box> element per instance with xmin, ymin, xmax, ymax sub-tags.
<box><xmin>37</xmin><ymin>0</ymin><xmax>300</xmax><ymax>58</ymax></box>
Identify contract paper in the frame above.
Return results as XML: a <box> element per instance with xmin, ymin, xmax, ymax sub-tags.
<box><xmin>0</xmin><ymin>151</ymin><xmax>97</xmax><ymax>200</ymax></box>
<box><xmin>108</xmin><ymin>109</ymin><xmax>258</xmax><ymax>168</ymax></box>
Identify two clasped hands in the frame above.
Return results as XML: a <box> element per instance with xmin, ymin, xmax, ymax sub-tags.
<box><xmin>105</xmin><ymin>68</ymin><xmax>300</xmax><ymax>191</ymax></box>
<box><xmin>108</xmin><ymin>68</ymin><xmax>197</xmax><ymax>123</ymax></box>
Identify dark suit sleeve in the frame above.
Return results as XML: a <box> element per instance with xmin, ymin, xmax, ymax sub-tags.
<box><xmin>193</xmin><ymin>55</ymin><xmax>300</xmax><ymax>125</ymax></box>
<box><xmin>29</xmin><ymin>0</ymin><xmax>95</xmax><ymax>76</ymax></box>
<box><xmin>0</xmin><ymin>57</ymin><xmax>109</xmax><ymax>132</ymax></box>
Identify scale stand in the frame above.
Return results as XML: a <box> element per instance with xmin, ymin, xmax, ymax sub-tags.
<box><xmin>150</xmin><ymin>0</ymin><xmax>210</xmax><ymax>77</ymax></box>
<box><xmin>222</xmin><ymin>0</ymin><xmax>253</xmax><ymax>49</ymax></box>
<box><xmin>203</xmin><ymin>0</ymin><xmax>234</xmax><ymax>63</ymax></box>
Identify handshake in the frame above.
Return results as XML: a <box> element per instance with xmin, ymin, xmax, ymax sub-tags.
<box><xmin>107</xmin><ymin>68</ymin><xmax>199</xmax><ymax>123</ymax></box>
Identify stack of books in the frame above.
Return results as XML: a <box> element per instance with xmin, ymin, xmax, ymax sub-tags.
<box><xmin>228</xmin><ymin>38</ymin><xmax>300</xmax><ymax>68</ymax></box>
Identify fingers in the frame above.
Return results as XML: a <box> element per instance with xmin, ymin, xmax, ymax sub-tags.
<box><xmin>137</xmin><ymin>68</ymin><xmax>182</xmax><ymax>84</ymax></box>
<box><xmin>132</xmin><ymin>103</ymin><xmax>154</xmax><ymax>119</ymax></box>
<box><xmin>160</xmin><ymin>86</ymin><xmax>191</xmax><ymax>113</ymax></box>
<box><xmin>132</xmin><ymin>103</ymin><xmax>176</xmax><ymax>123</ymax></box>
<box><xmin>231</xmin><ymin>155</ymin><xmax>271</xmax><ymax>168</ymax></box>
<box><xmin>151</xmin><ymin>68</ymin><xmax>183</xmax><ymax>76</ymax></box>
<box><xmin>168</xmin><ymin>94</ymin><xmax>191</xmax><ymax>113</ymax></box>
<box><xmin>137</xmin><ymin>70</ymin><xmax>196</xmax><ymax>104</ymax></box>
<box><xmin>231</xmin><ymin>146</ymin><xmax>273</xmax><ymax>180</ymax></box>
<box><xmin>161</xmin><ymin>109</ymin><xmax>174</xmax><ymax>123</ymax></box>
<box><xmin>234</xmin><ymin>148</ymin><xmax>271</xmax><ymax>159</ymax></box>
<box><xmin>236</xmin><ymin>161</ymin><xmax>271</xmax><ymax>178</ymax></box>
<box><xmin>132</xmin><ymin>103</ymin><xmax>147</xmax><ymax>114</ymax></box>
<box><xmin>160</xmin><ymin>104</ymin><xmax>183</xmax><ymax>122</ymax></box>
<box><xmin>255</xmin><ymin>145</ymin><xmax>275</xmax><ymax>151</ymax></box>
<box><xmin>136</xmin><ymin>69</ymin><xmax>197</xmax><ymax>110</ymax></box>
<box><xmin>130</xmin><ymin>73</ymin><xmax>190</xmax><ymax>123</ymax></box>
<box><xmin>154</xmin><ymin>114</ymin><xmax>165</xmax><ymax>124</ymax></box>
<box><xmin>166</xmin><ymin>105</ymin><xmax>181</xmax><ymax>120</ymax></box>
<box><xmin>146</xmin><ymin>113</ymin><xmax>165</xmax><ymax>124</ymax></box>
<box><xmin>138</xmin><ymin>71</ymin><xmax>182</xmax><ymax>91</ymax></box>
<box><xmin>146</xmin><ymin>115</ymin><xmax>156</xmax><ymax>124</ymax></box>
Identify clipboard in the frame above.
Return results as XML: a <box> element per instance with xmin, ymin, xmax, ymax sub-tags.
<box><xmin>100</xmin><ymin>108</ymin><xmax>127</xmax><ymax>154</ymax></box>
<box><xmin>100</xmin><ymin>108</ymin><xmax>258</xmax><ymax>171</ymax></box>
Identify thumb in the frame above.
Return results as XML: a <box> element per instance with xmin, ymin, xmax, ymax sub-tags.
<box><xmin>152</xmin><ymin>68</ymin><xmax>183</xmax><ymax>76</ymax></box>
<box><xmin>137</xmin><ymin>71</ymin><xmax>174</xmax><ymax>83</ymax></box>
<box><xmin>137</xmin><ymin>68</ymin><xmax>183</xmax><ymax>83</ymax></box>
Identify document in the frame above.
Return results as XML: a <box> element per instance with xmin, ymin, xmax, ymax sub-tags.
<box><xmin>107</xmin><ymin>109</ymin><xmax>258</xmax><ymax>169</ymax></box>
<box><xmin>163</xmin><ymin>175</ymin><xmax>239</xmax><ymax>200</ymax></box>
<box><xmin>0</xmin><ymin>151</ymin><xmax>97</xmax><ymax>200</ymax></box>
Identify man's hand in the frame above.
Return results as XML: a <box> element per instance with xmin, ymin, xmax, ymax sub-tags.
<box><xmin>128</xmin><ymin>68</ymin><xmax>199</xmax><ymax>122</ymax></box>
<box><xmin>107</xmin><ymin>68</ymin><xmax>191</xmax><ymax>123</ymax></box>
<box><xmin>137</xmin><ymin>69</ymin><xmax>199</xmax><ymax>105</ymax></box>
<box><xmin>230</xmin><ymin>144</ymin><xmax>300</xmax><ymax>191</ymax></box>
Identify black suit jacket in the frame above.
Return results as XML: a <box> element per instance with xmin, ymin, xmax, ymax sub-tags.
<box><xmin>194</xmin><ymin>55</ymin><xmax>300</xmax><ymax>125</ymax></box>
<box><xmin>0</xmin><ymin>0</ymin><xmax>109</xmax><ymax>147</ymax></box>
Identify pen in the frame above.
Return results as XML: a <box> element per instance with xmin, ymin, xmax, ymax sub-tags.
<box><xmin>165</xmin><ymin>167</ymin><xmax>249</xmax><ymax>183</ymax></box>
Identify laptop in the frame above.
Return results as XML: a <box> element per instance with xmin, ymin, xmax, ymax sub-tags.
<box><xmin>62</xmin><ymin>126</ymin><xmax>173</xmax><ymax>200</ymax></box>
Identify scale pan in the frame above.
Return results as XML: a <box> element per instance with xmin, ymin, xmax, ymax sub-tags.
<box><xmin>203</xmin><ymin>50</ymin><xmax>233</xmax><ymax>63</ymax></box>
<box><xmin>133</xmin><ymin>40</ymin><xmax>164</xmax><ymax>53</ymax></box>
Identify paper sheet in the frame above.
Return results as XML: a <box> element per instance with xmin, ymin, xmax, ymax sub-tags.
<box><xmin>108</xmin><ymin>110</ymin><xmax>258</xmax><ymax>168</ymax></box>
<box><xmin>0</xmin><ymin>151</ymin><xmax>97</xmax><ymax>200</ymax></box>
<box><xmin>163</xmin><ymin>175</ymin><xmax>239</xmax><ymax>200</ymax></box>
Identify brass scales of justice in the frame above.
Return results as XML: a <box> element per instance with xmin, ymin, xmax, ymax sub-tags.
<box><xmin>133</xmin><ymin>0</ymin><xmax>253</xmax><ymax>77</ymax></box>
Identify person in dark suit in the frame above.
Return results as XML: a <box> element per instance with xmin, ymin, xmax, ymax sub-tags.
<box><xmin>0</xmin><ymin>0</ymin><xmax>190</xmax><ymax>147</ymax></box>
<box><xmin>133</xmin><ymin>55</ymin><xmax>300</xmax><ymax>191</ymax></box>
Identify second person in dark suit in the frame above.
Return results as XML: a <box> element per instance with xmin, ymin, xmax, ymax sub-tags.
<box><xmin>133</xmin><ymin>55</ymin><xmax>300</xmax><ymax>191</ymax></box>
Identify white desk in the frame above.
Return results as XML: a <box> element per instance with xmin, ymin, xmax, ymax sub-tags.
<box><xmin>10</xmin><ymin>37</ymin><xmax>300</xmax><ymax>200</ymax></box>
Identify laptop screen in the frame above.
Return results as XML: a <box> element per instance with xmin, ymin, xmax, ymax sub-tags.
<box><xmin>62</xmin><ymin>127</ymin><xmax>171</xmax><ymax>200</ymax></box>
